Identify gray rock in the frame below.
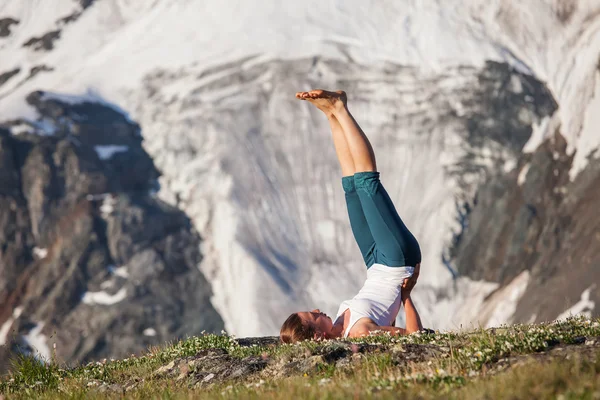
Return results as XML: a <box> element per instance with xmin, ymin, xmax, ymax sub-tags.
<box><xmin>0</xmin><ymin>93</ymin><xmax>224</xmax><ymax>372</ymax></box>
<box><xmin>96</xmin><ymin>383</ymin><xmax>124</xmax><ymax>394</ymax></box>
<box><xmin>0</xmin><ymin>17</ymin><xmax>19</xmax><ymax>37</ymax></box>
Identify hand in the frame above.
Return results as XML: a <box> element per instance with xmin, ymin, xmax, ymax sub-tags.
<box><xmin>401</xmin><ymin>263</ymin><xmax>420</xmax><ymax>299</ymax></box>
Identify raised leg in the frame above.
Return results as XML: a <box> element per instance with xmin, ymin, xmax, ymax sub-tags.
<box><xmin>296</xmin><ymin>92</ymin><xmax>355</xmax><ymax>176</ymax></box>
<box><xmin>296</xmin><ymin>90</ymin><xmax>421</xmax><ymax>267</ymax></box>
<box><xmin>296</xmin><ymin>91</ymin><xmax>376</xmax><ymax>267</ymax></box>
<box><xmin>297</xmin><ymin>90</ymin><xmax>376</xmax><ymax>172</ymax></box>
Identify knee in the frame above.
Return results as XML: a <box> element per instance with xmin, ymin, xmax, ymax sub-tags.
<box><xmin>342</xmin><ymin>176</ymin><xmax>356</xmax><ymax>193</ymax></box>
<box><xmin>354</xmin><ymin>171</ymin><xmax>380</xmax><ymax>196</ymax></box>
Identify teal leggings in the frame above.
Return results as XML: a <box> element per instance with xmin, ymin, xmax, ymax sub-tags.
<box><xmin>343</xmin><ymin>171</ymin><xmax>421</xmax><ymax>269</ymax></box>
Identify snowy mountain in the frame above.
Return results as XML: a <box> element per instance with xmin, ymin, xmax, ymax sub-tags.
<box><xmin>0</xmin><ymin>0</ymin><xmax>599</xmax><ymax>362</ymax></box>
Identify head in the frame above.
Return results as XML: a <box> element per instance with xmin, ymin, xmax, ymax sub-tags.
<box><xmin>279</xmin><ymin>309</ymin><xmax>334</xmax><ymax>343</ymax></box>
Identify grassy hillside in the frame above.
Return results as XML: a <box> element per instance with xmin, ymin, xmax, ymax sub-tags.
<box><xmin>1</xmin><ymin>316</ymin><xmax>599</xmax><ymax>399</ymax></box>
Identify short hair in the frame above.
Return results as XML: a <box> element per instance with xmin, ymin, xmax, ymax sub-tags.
<box><xmin>280</xmin><ymin>313</ymin><xmax>315</xmax><ymax>343</ymax></box>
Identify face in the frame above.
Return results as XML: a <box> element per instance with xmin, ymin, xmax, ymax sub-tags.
<box><xmin>297</xmin><ymin>309</ymin><xmax>334</xmax><ymax>339</ymax></box>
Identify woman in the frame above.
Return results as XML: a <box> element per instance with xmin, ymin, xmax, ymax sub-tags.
<box><xmin>280</xmin><ymin>90</ymin><xmax>423</xmax><ymax>343</ymax></box>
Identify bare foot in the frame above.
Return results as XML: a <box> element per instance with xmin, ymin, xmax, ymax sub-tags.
<box><xmin>295</xmin><ymin>89</ymin><xmax>347</xmax><ymax>116</ymax></box>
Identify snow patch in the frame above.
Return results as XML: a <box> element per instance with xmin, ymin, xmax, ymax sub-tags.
<box><xmin>40</xmin><ymin>91</ymin><xmax>94</xmax><ymax>105</ymax></box>
<box><xmin>9</xmin><ymin>121</ymin><xmax>34</xmax><ymax>135</ymax></box>
<box><xmin>316</xmin><ymin>220</ymin><xmax>336</xmax><ymax>241</ymax></box>
<box><xmin>517</xmin><ymin>163</ymin><xmax>530</xmax><ymax>186</ymax></box>
<box><xmin>94</xmin><ymin>145</ymin><xmax>129</xmax><ymax>160</ymax></box>
<box><xmin>143</xmin><ymin>328</ymin><xmax>157</xmax><ymax>337</ymax></box>
<box><xmin>108</xmin><ymin>265</ymin><xmax>129</xmax><ymax>278</ymax></box>
<box><xmin>0</xmin><ymin>320</ymin><xmax>13</xmax><ymax>346</ymax></box>
<box><xmin>0</xmin><ymin>307</ymin><xmax>24</xmax><ymax>346</ymax></box>
<box><xmin>100</xmin><ymin>196</ymin><xmax>116</xmax><ymax>217</ymax></box>
<box><xmin>33</xmin><ymin>247</ymin><xmax>48</xmax><ymax>259</ymax></box>
<box><xmin>38</xmin><ymin>91</ymin><xmax>137</xmax><ymax>124</ymax></box>
<box><xmin>9</xmin><ymin>119</ymin><xmax>56</xmax><ymax>136</ymax></box>
<box><xmin>82</xmin><ymin>288</ymin><xmax>127</xmax><ymax>305</ymax></box>
<box><xmin>100</xmin><ymin>280</ymin><xmax>114</xmax><ymax>290</ymax></box>
<box><xmin>569</xmin><ymin>72</ymin><xmax>600</xmax><ymax>180</ymax></box>
<box><xmin>23</xmin><ymin>323</ymin><xmax>52</xmax><ymax>362</ymax></box>
<box><xmin>556</xmin><ymin>285</ymin><xmax>596</xmax><ymax>321</ymax></box>
<box><xmin>484</xmin><ymin>270</ymin><xmax>531</xmax><ymax>328</ymax></box>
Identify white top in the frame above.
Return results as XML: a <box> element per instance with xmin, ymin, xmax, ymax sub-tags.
<box><xmin>335</xmin><ymin>264</ymin><xmax>415</xmax><ymax>338</ymax></box>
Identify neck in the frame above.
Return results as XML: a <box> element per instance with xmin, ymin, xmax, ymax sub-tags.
<box><xmin>330</xmin><ymin>315</ymin><xmax>346</xmax><ymax>338</ymax></box>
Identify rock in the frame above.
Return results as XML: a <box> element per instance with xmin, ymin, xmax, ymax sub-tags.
<box><xmin>0</xmin><ymin>68</ymin><xmax>20</xmax><ymax>87</ymax></box>
<box><xmin>154</xmin><ymin>360</ymin><xmax>175</xmax><ymax>375</ymax></box>
<box><xmin>297</xmin><ymin>355</ymin><xmax>325</xmax><ymax>373</ymax></box>
<box><xmin>124</xmin><ymin>378</ymin><xmax>141</xmax><ymax>392</ymax></box>
<box><xmin>453</xmin><ymin>127</ymin><xmax>600</xmax><ymax>324</ymax></box>
<box><xmin>22</xmin><ymin>30</ymin><xmax>61</xmax><ymax>51</ymax></box>
<box><xmin>236</xmin><ymin>336</ymin><xmax>280</xmax><ymax>347</ymax></box>
<box><xmin>571</xmin><ymin>337</ymin><xmax>586</xmax><ymax>345</ymax></box>
<box><xmin>0</xmin><ymin>92</ymin><xmax>224</xmax><ymax>373</ymax></box>
<box><xmin>96</xmin><ymin>383</ymin><xmax>124</xmax><ymax>394</ymax></box>
<box><xmin>154</xmin><ymin>348</ymin><xmax>270</xmax><ymax>387</ymax></box>
<box><xmin>0</xmin><ymin>18</ymin><xmax>19</xmax><ymax>37</ymax></box>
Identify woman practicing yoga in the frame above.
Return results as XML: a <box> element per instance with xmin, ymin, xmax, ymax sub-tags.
<box><xmin>280</xmin><ymin>89</ymin><xmax>423</xmax><ymax>343</ymax></box>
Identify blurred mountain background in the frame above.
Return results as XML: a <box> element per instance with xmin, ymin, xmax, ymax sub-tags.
<box><xmin>0</xmin><ymin>0</ymin><xmax>599</xmax><ymax>370</ymax></box>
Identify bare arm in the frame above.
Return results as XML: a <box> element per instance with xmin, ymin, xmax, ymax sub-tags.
<box><xmin>402</xmin><ymin>295</ymin><xmax>423</xmax><ymax>333</ymax></box>
<box><xmin>349</xmin><ymin>264</ymin><xmax>424</xmax><ymax>337</ymax></box>
<box><xmin>353</xmin><ymin>296</ymin><xmax>422</xmax><ymax>337</ymax></box>
<box><xmin>401</xmin><ymin>264</ymin><xmax>423</xmax><ymax>333</ymax></box>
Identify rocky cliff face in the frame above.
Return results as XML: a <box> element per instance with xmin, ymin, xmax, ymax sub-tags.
<box><xmin>0</xmin><ymin>92</ymin><xmax>224</xmax><ymax>372</ymax></box>
<box><xmin>452</xmin><ymin>128</ymin><xmax>600</xmax><ymax>326</ymax></box>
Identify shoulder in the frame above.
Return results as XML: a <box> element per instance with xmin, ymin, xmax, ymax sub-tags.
<box><xmin>347</xmin><ymin>317</ymin><xmax>376</xmax><ymax>338</ymax></box>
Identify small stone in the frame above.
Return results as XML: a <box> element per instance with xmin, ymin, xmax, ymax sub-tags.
<box><xmin>299</xmin><ymin>355</ymin><xmax>325</xmax><ymax>372</ymax></box>
<box><xmin>178</xmin><ymin>362</ymin><xmax>190</xmax><ymax>377</ymax></box>
<box><xmin>585</xmin><ymin>339</ymin><xmax>596</xmax><ymax>346</ymax></box>
<box><xmin>125</xmin><ymin>381</ymin><xmax>140</xmax><ymax>392</ymax></box>
<box><xmin>202</xmin><ymin>373</ymin><xmax>215</xmax><ymax>383</ymax></box>
<box><xmin>336</xmin><ymin>358</ymin><xmax>351</xmax><ymax>369</ymax></box>
<box><xmin>97</xmin><ymin>383</ymin><xmax>124</xmax><ymax>394</ymax></box>
<box><xmin>572</xmin><ymin>336</ymin><xmax>586</xmax><ymax>344</ymax></box>
<box><xmin>392</xmin><ymin>344</ymin><xmax>405</xmax><ymax>353</ymax></box>
<box><xmin>154</xmin><ymin>360</ymin><xmax>175</xmax><ymax>375</ymax></box>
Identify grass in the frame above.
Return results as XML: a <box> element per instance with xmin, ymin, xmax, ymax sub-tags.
<box><xmin>1</xmin><ymin>316</ymin><xmax>599</xmax><ymax>399</ymax></box>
